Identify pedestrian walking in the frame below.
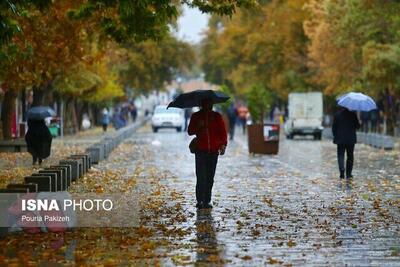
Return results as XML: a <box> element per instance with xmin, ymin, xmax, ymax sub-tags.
<box><xmin>82</xmin><ymin>114</ymin><xmax>91</xmax><ymax>130</ymax></box>
<box><xmin>130</xmin><ymin>103</ymin><xmax>137</xmax><ymax>123</ymax></box>
<box><xmin>332</xmin><ymin>107</ymin><xmax>360</xmax><ymax>179</ymax></box>
<box><xmin>112</xmin><ymin>108</ymin><xmax>126</xmax><ymax>130</ymax></box>
<box><xmin>184</xmin><ymin>108</ymin><xmax>192</xmax><ymax>131</ymax></box>
<box><xmin>25</xmin><ymin>119</ymin><xmax>52</xmax><ymax>165</ymax></box>
<box><xmin>188</xmin><ymin>98</ymin><xmax>227</xmax><ymax>209</ymax></box>
<box><xmin>101</xmin><ymin>108</ymin><xmax>110</xmax><ymax>132</ymax></box>
<box><xmin>227</xmin><ymin>103</ymin><xmax>238</xmax><ymax>140</ymax></box>
<box><xmin>360</xmin><ymin>111</ymin><xmax>369</xmax><ymax>132</ymax></box>
<box><xmin>370</xmin><ymin>109</ymin><xmax>379</xmax><ymax>133</ymax></box>
<box><xmin>237</xmin><ymin>105</ymin><xmax>249</xmax><ymax>134</ymax></box>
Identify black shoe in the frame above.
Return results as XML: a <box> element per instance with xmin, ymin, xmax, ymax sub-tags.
<box><xmin>196</xmin><ymin>202</ymin><xmax>204</xmax><ymax>209</ymax></box>
<box><xmin>203</xmin><ymin>203</ymin><xmax>213</xmax><ymax>209</ymax></box>
<box><xmin>340</xmin><ymin>171</ymin><xmax>345</xmax><ymax>179</ymax></box>
<box><xmin>346</xmin><ymin>174</ymin><xmax>353</xmax><ymax>179</ymax></box>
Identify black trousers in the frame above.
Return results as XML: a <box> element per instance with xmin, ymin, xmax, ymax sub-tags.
<box><xmin>195</xmin><ymin>152</ymin><xmax>218</xmax><ymax>204</ymax></box>
<box><xmin>337</xmin><ymin>144</ymin><xmax>355</xmax><ymax>176</ymax></box>
<box><xmin>229</xmin><ymin>120</ymin><xmax>235</xmax><ymax>140</ymax></box>
<box><xmin>240</xmin><ymin>118</ymin><xmax>246</xmax><ymax>134</ymax></box>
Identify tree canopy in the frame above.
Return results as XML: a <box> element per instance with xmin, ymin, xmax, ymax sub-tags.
<box><xmin>202</xmin><ymin>0</ymin><xmax>310</xmax><ymax>98</ymax></box>
<box><xmin>202</xmin><ymin>0</ymin><xmax>400</xmax><ymax>102</ymax></box>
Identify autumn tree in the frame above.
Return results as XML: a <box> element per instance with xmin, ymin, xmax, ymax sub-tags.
<box><xmin>305</xmin><ymin>0</ymin><xmax>400</xmax><ymax>133</ymax></box>
<box><xmin>0</xmin><ymin>0</ymin><xmax>52</xmax><ymax>45</ymax></box>
<box><xmin>202</xmin><ymin>0</ymin><xmax>311</xmax><ymax>99</ymax></box>
<box><xmin>0</xmin><ymin>0</ymin><xmax>257</xmax><ymax>139</ymax></box>
<box><xmin>0</xmin><ymin>1</ymin><xmax>94</xmax><ymax>138</ymax></box>
<box><xmin>118</xmin><ymin>36</ymin><xmax>195</xmax><ymax>95</ymax></box>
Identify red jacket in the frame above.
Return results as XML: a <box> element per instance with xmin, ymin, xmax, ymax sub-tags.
<box><xmin>188</xmin><ymin>110</ymin><xmax>227</xmax><ymax>153</ymax></box>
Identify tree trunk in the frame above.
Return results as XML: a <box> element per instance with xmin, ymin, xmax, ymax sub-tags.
<box><xmin>92</xmin><ymin>105</ymin><xmax>98</xmax><ymax>126</ymax></box>
<box><xmin>21</xmin><ymin>89</ymin><xmax>27</xmax><ymax>122</ymax></box>
<box><xmin>384</xmin><ymin>87</ymin><xmax>395</xmax><ymax>135</ymax></box>
<box><xmin>71</xmin><ymin>99</ymin><xmax>79</xmax><ymax>133</ymax></box>
<box><xmin>75</xmin><ymin>100</ymin><xmax>83</xmax><ymax>131</ymax></box>
<box><xmin>1</xmin><ymin>90</ymin><xmax>17</xmax><ymax>140</ymax></box>
<box><xmin>260</xmin><ymin>108</ymin><xmax>264</xmax><ymax>125</ymax></box>
<box><xmin>64</xmin><ymin>97</ymin><xmax>74</xmax><ymax>135</ymax></box>
<box><xmin>32</xmin><ymin>82</ymin><xmax>53</xmax><ymax>107</ymax></box>
<box><xmin>32</xmin><ymin>85</ymin><xmax>46</xmax><ymax>107</ymax></box>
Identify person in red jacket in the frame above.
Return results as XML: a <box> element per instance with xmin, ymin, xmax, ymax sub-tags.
<box><xmin>188</xmin><ymin>98</ymin><xmax>227</xmax><ymax>209</ymax></box>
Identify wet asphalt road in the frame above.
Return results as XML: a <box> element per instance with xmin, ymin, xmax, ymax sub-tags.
<box><xmin>0</xmin><ymin>123</ymin><xmax>398</xmax><ymax>266</ymax></box>
<box><xmin>130</xmin><ymin>123</ymin><xmax>400</xmax><ymax>266</ymax></box>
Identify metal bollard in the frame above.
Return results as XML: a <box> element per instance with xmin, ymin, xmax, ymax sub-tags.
<box><xmin>383</xmin><ymin>135</ymin><xmax>394</xmax><ymax>150</ymax></box>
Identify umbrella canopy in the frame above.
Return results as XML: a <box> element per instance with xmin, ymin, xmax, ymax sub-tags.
<box><xmin>337</xmin><ymin>92</ymin><xmax>377</xmax><ymax>112</ymax></box>
<box><xmin>27</xmin><ymin>106</ymin><xmax>56</xmax><ymax>120</ymax></box>
<box><xmin>167</xmin><ymin>89</ymin><xmax>230</xmax><ymax>109</ymax></box>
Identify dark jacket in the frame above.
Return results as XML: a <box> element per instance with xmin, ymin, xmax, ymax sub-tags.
<box><xmin>25</xmin><ymin>119</ymin><xmax>52</xmax><ymax>159</ymax></box>
<box><xmin>332</xmin><ymin>109</ymin><xmax>360</xmax><ymax>144</ymax></box>
<box><xmin>227</xmin><ymin>105</ymin><xmax>238</xmax><ymax>123</ymax></box>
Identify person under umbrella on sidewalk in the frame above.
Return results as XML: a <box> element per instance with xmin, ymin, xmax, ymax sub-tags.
<box><xmin>332</xmin><ymin>107</ymin><xmax>360</xmax><ymax>179</ymax></box>
<box><xmin>333</xmin><ymin>92</ymin><xmax>376</xmax><ymax>179</ymax></box>
<box><xmin>188</xmin><ymin>98</ymin><xmax>227</xmax><ymax>209</ymax></box>
<box><xmin>25</xmin><ymin>119</ymin><xmax>52</xmax><ymax>165</ymax></box>
<box><xmin>25</xmin><ymin>106</ymin><xmax>55</xmax><ymax>165</ymax></box>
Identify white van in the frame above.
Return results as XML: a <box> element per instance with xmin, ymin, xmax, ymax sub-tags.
<box><xmin>284</xmin><ymin>92</ymin><xmax>323</xmax><ymax>140</ymax></box>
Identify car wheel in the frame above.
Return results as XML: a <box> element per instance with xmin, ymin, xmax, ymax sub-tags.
<box><xmin>176</xmin><ymin>127</ymin><xmax>182</xmax><ymax>132</ymax></box>
<box><xmin>314</xmin><ymin>133</ymin><xmax>321</xmax><ymax>140</ymax></box>
<box><xmin>287</xmin><ymin>134</ymin><xmax>293</xmax><ymax>139</ymax></box>
<box><xmin>152</xmin><ymin>127</ymin><xmax>158</xmax><ymax>133</ymax></box>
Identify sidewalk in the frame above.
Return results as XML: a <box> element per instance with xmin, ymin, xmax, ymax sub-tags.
<box><xmin>0</xmin><ymin>120</ymin><xmax>139</xmax><ymax>189</ymax></box>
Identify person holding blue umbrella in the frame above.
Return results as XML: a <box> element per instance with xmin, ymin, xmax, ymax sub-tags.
<box><xmin>332</xmin><ymin>92</ymin><xmax>377</xmax><ymax>179</ymax></box>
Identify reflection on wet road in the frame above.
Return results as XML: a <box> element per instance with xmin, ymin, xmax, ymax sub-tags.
<box><xmin>135</xmin><ymin>124</ymin><xmax>400</xmax><ymax>266</ymax></box>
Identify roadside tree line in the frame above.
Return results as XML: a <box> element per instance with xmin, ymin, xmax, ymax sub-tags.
<box><xmin>201</xmin><ymin>0</ymin><xmax>400</xmax><ymax>134</ymax></box>
<box><xmin>0</xmin><ymin>0</ymin><xmax>256</xmax><ymax>139</ymax></box>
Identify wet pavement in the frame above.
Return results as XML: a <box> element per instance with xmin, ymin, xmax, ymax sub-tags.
<box><xmin>132</xmin><ymin>124</ymin><xmax>400</xmax><ymax>266</ymax></box>
<box><xmin>0</xmin><ymin>123</ymin><xmax>399</xmax><ymax>266</ymax></box>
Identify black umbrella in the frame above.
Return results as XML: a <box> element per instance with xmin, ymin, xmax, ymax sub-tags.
<box><xmin>167</xmin><ymin>89</ymin><xmax>230</xmax><ymax>109</ymax></box>
<box><xmin>27</xmin><ymin>106</ymin><xmax>56</xmax><ymax>120</ymax></box>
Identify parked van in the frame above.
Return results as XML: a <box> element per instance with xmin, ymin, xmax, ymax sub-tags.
<box><xmin>284</xmin><ymin>92</ymin><xmax>323</xmax><ymax>140</ymax></box>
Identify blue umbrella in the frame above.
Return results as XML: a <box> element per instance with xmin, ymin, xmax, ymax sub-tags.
<box><xmin>337</xmin><ymin>92</ymin><xmax>377</xmax><ymax>112</ymax></box>
<box><xmin>27</xmin><ymin>106</ymin><xmax>56</xmax><ymax>120</ymax></box>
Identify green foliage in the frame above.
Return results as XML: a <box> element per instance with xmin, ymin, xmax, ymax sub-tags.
<box><xmin>246</xmin><ymin>84</ymin><xmax>272</xmax><ymax>124</ymax></box>
<box><xmin>219</xmin><ymin>84</ymin><xmax>233</xmax><ymax>113</ymax></box>
<box><xmin>66</xmin><ymin>0</ymin><xmax>256</xmax><ymax>43</ymax></box>
<box><xmin>305</xmin><ymin>0</ymin><xmax>400</xmax><ymax>96</ymax></box>
<box><xmin>185</xmin><ymin>0</ymin><xmax>258</xmax><ymax>16</ymax></box>
<box><xmin>53</xmin><ymin>65</ymin><xmax>102</xmax><ymax>97</ymax></box>
<box><xmin>118</xmin><ymin>36</ymin><xmax>195</xmax><ymax>92</ymax></box>
<box><xmin>201</xmin><ymin>0</ymin><xmax>310</xmax><ymax>99</ymax></box>
<box><xmin>362</xmin><ymin>42</ymin><xmax>400</xmax><ymax>93</ymax></box>
<box><xmin>0</xmin><ymin>0</ymin><xmax>52</xmax><ymax>45</ymax></box>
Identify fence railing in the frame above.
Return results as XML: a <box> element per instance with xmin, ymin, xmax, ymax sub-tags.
<box><xmin>322</xmin><ymin>128</ymin><xmax>395</xmax><ymax>150</ymax></box>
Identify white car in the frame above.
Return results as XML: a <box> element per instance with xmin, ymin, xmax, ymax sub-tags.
<box><xmin>151</xmin><ymin>105</ymin><xmax>184</xmax><ymax>132</ymax></box>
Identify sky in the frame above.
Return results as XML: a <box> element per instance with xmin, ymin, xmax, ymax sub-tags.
<box><xmin>177</xmin><ymin>5</ymin><xmax>210</xmax><ymax>44</ymax></box>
